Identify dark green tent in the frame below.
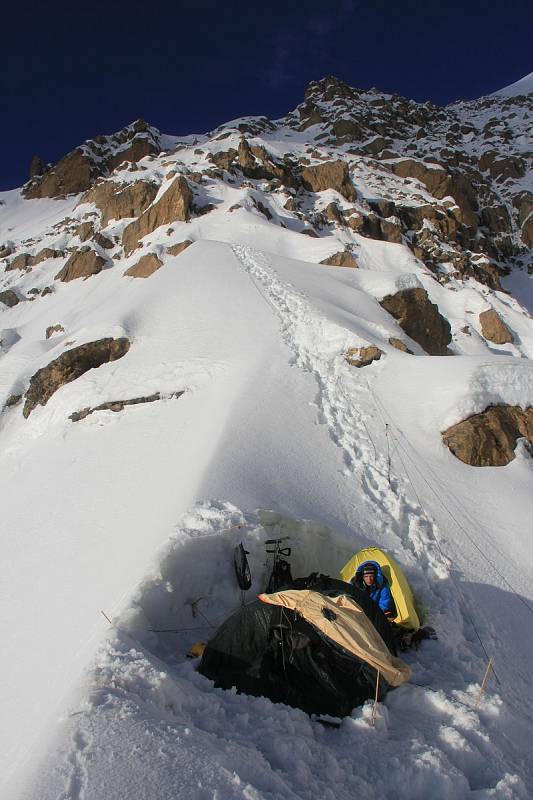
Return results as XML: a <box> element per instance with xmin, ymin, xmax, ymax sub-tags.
<box><xmin>199</xmin><ymin>574</ymin><xmax>405</xmax><ymax>717</ymax></box>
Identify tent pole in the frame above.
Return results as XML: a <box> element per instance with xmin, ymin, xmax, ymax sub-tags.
<box><xmin>371</xmin><ymin>670</ymin><xmax>380</xmax><ymax>726</ymax></box>
<box><xmin>475</xmin><ymin>657</ymin><xmax>494</xmax><ymax>708</ymax></box>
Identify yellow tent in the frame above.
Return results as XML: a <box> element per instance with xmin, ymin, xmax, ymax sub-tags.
<box><xmin>340</xmin><ymin>547</ymin><xmax>420</xmax><ymax>630</ymax></box>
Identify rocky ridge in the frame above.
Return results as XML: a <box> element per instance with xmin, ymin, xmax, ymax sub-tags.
<box><xmin>0</xmin><ymin>75</ymin><xmax>532</xmax><ymax>466</ymax></box>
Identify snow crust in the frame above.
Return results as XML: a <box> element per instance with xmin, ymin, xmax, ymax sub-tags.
<box><xmin>491</xmin><ymin>71</ymin><xmax>533</xmax><ymax>98</ymax></box>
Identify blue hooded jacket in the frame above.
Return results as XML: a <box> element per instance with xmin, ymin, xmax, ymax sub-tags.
<box><xmin>353</xmin><ymin>561</ymin><xmax>395</xmax><ymax>616</ymax></box>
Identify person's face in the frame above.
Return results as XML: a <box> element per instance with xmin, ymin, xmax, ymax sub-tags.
<box><xmin>363</xmin><ymin>572</ymin><xmax>375</xmax><ymax>586</ymax></box>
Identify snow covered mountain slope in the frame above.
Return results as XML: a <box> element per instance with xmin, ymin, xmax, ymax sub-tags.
<box><xmin>1</xmin><ymin>75</ymin><xmax>532</xmax><ymax>799</ymax></box>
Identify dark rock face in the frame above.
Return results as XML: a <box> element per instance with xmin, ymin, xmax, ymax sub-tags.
<box><xmin>442</xmin><ymin>405</ymin><xmax>533</xmax><ymax>466</ymax></box>
<box><xmin>23</xmin><ymin>337</ymin><xmax>131</xmax><ymax>417</ymax></box>
<box><xmin>0</xmin><ymin>290</ymin><xmax>22</xmax><ymax>307</ymax></box>
<box><xmin>69</xmin><ymin>390</ymin><xmax>184</xmax><ymax>421</ymax></box>
<box><xmin>122</xmin><ymin>176</ymin><xmax>192</xmax><ymax>255</ymax></box>
<box><xmin>55</xmin><ymin>248</ymin><xmax>107</xmax><ymax>282</ymax></box>
<box><xmin>29</xmin><ymin>156</ymin><xmax>48</xmax><ymax>179</ymax></box>
<box><xmin>380</xmin><ymin>288</ymin><xmax>452</xmax><ymax>355</ymax></box>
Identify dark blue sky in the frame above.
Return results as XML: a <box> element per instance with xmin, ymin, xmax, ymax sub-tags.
<box><xmin>2</xmin><ymin>0</ymin><xmax>532</xmax><ymax>190</ymax></box>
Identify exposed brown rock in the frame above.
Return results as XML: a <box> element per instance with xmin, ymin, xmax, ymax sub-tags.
<box><xmin>105</xmin><ymin>137</ymin><xmax>158</xmax><ymax>171</ymax></box>
<box><xmin>46</xmin><ymin>324</ymin><xmax>65</xmax><ymax>339</ymax></box>
<box><xmin>77</xmin><ymin>221</ymin><xmax>95</xmax><ymax>242</ymax></box>
<box><xmin>23</xmin><ymin>337</ymin><xmax>131</xmax><ymax>418</ymax></box>
<box><xmin>479</xmin><ymin>309</ymin><xmax>513</xmax><ymax>344</ymax></box>
<box><xmin>345</xmin><ymin>345</ymin><xmax>383</xmax><ymax>368</ymax></box>
<box><xmin>320</xmin><ymin>250</ymin><xmax>358</xmax><ymax>267</ymax></box>
<box><xmin>521</xmin><ymin>214</ymin><xmax>533</xmax><ymax>247</ymax></box>
<box><xmin>24</xmin><ymin>149</ymin><xmax>96</xmax><ymax>199</ymax></box>
<box><xmin>323</xmin><ymin>202</ymin><xmax>344</xmax><ymax>224</ymax></box>
<box><xmin>0</xmin><ymin>244</ymin><xmax>13</xmax><ymax>258</ymax></box>
<box><xmin>360</xmin><ymin>213</ymin><xmax>402</xmax><ymax>244</ymax></box>
<box><xmin>209</xmin><ymin>149</ymin><xmax>238</xmax><ymax>171</ymax></box>
<box><xmin>94</xmin><ymin>233</ymin><xmax>114</xmax><ymax>249</ymax></box>
<box><xmin>388</xmin><ymin>337</ymin><xmax>413</xmax><ymax>354</ymax></box>
<box><xmin>391</xmin><ymin>160</ymin><xmax>478</xmax><ymax>228</ymax></box>
<box><xmin>0</xmin><ymin>290</ymin><xmax>22</xmax><ymax>307</ymax></box>
<box><xmin>301</xmin><ymin>160</ymin><xmax>356</xmax><ymax>202</ymax></box>
<box><xmin>442</xmin><ymin>405</ymin><xmax>533</xmax><ymax>466</ymax></box>
<box><xmin>481</xmin><ymin>205</ymin><xmax>511</xmax><ymax>235</ymax></box>
<box><xmin>123</xmin><ymin>252</ymin><xmax>163</xmax><ymax>278</ymax></box>
<box><xmin>166</xmin><ymin>240</ymin><xmax>193</xmax><ymax>257</ymax></box>
<box><xmin>236</xmin><ymin>139</ymin><xmax>297</xmax><ymax>187</ymax></box>
<box><xmin>79</xmin><ymin>179</ymin><xmax>158</xmax><ymax>226</ymax></box>
<box><xmin>33</xmin><ymin>248</ymin><xmax>64</xmax><ymax>264</ymax></box>
<box><xmin>55</xmin><ymin>247</ymin><xmax>107</xmax><ymax>282</ymax></box>
<box><xmin>6</xmin><ymin>253</ymin><xmax>32</xmax><ymax>271</ymax></box>
<box><xmin>69</xmin><ymin>390</ymin><xmax>184</xmax><ymax>421</ymax></box>
<box><xmin>122</xmin><ymin>177</ymin><xmax>192</xmax><ymax>255</ymax></box>
<box><xmin>380</xmin><ymin>288</ymin><xmax>452</xmax><ymax>355</ymax></box>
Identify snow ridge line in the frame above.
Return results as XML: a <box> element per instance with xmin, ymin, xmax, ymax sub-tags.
<box><xmin>231</xmin><ymin>244</ymin><xmax>450</xmax><ymax>582</ymax></box>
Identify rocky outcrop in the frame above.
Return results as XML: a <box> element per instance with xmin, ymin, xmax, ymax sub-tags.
<box><xmin>23</xmin><ymin>119</ymin><xmax>160</xmax><ymax>199</ymax></box>
<box><xmin>6</xmin><ymin>248</ymin><xmax>63</xmax><ymax>271</ymax></box>
<box><xmin>33</xmin><ymin>247</ymin><xmax>64</xmax><ymax>264</ymax></box>
<box><xmin>122</xmin><ymin>177</ymin><xmax>192</xmax><ymax>255</ymax></box>
<box><xmin>124</xmin><ymin>252</ymin><xmax>163</xmax><ymax>278</ymax></box>
<box><xmin>24</xmin><ymin>149</ymin><xmax>96</xmax><ymax>198</ymax></box>
<box><xmin>55</xmin><ymin>247</ymin><xmax>107</xmax><ymax>282</ymax></box>
<box><xmin>46</xmin><ymin>324</ymin><xmax>65</xmax><ymax>339</ymax></box>
<box><xmin>6</xmin><ymin>253</ymin><xmax>32</xmax><ymax>271</ymax></box>
<box><xmin>79</xmin><ymin>179</ymin><xmax>158</xmax><ymax>226</ymax></box>
<box><xmin>442</xmin><ymin>405</ymin><xmax>533</xmax><ymax>466</ymax></box>
<box><xmin>23</xmin><ymin>337</ymin><xmax>131</xmax><ymax>417</ymax></box>
<box><xmin>301</xmin><ymin>161</ymin><xmax>356</xmax><ymax>202</ymax></box>
<box><xmin>345</xmin><ymin>346</ymin><xmax>383</xmax><ymax>368</ymax></box>
<box><xmin>388</xmin><ymin>337</ymin><xmax>413</xmax><ymax>354</ymax></box>
<box><xmin>69</xmin><ymin>390</ymin><xmax>184</xmax><ymax>421</ymax></box>
<box><xmin>237</xmin><ymin>139</ymin><xmax>297</xmax><ymax>187</ymax></box>
<box><xmin>320</xmin><ymin>250</ymin><xmax>358</xmax><ymax>267</ymax></box>
<box><xmin>94</xmin><ymin>232</ymin><xmax>114</xmax><ymax>249</ymax></box>
<box><xmin>77</xmin><ymin>221</ymin><xmax>95</xmax><ymax>242</ymax></box>
<box><xmin>29</xmin><ymin>155</ymin><xmax>48</xmax><ymax>179</ymax></box>
<box><xmin>167</xmin><ymin>239</ymin><xmax>193</xmax><ymax>257</ymax></box>
<box><xmin>479</xmin><ymin>309</ymin><xmax>514</xmax><ymax>344</ymax></box>
<box><xmin>521</xmin><ymin>214</ymin><xmax>533</xmax><ymax>247</ymax></box>
<box><xmin>360</xmin><ymin>213</ymin><xmax>402</xmax><ymax>244</ymax></box>
<box><xmin>0</xmin><ymin>290</ymin><xmax>22</xmax><ymax>307</ymax></box>
<box><xmin>380</xmin><ymin>288</ymin><xmax>452</xmax><ymax>355</ymax></box>
<box><xmin>391</xmin><ymin>160</ymin><xmax>478</xmax><ymax>228</ymax></box>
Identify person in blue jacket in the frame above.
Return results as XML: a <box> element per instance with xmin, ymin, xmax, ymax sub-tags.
<box><xmin>353</xmin><ymin>561</ymin><xmax>396</xmax><ymax>619</ymax></box>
